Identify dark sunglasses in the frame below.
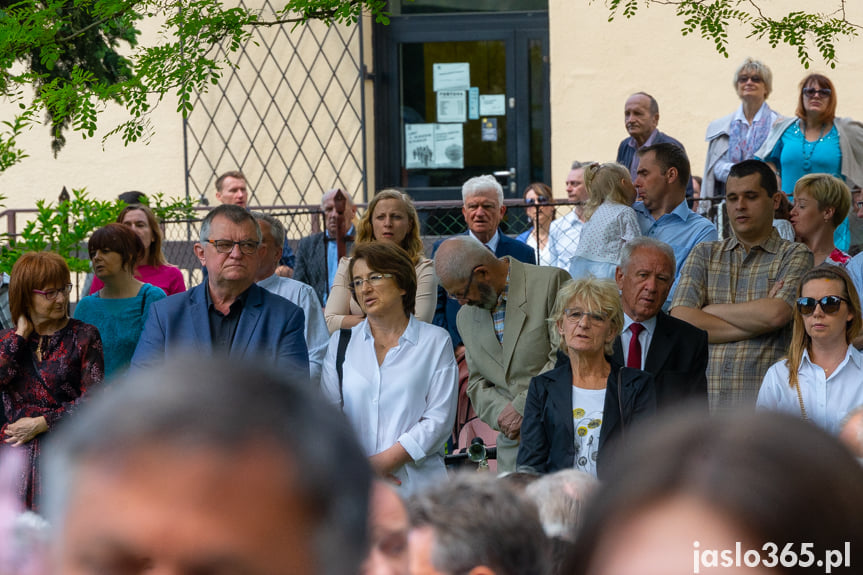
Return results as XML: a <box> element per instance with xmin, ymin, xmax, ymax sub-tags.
<box><xmin>796</xmin><ymin>295</ymin><xmax>849</xmax><ymax>315</ymax></box>
<box><xmin>526</xmin><ymin>196</ymin><xmax>549</xmax><ymax>205</ymax></box>
<box><xmin>802</xmin><ymin>87</ymin><xmax>832</xmax><ymax>99</ymax></box>
<box><xmin>737</xmin><ymin>75</ymin><xmax>763</xmax><ymax>84</ymax></box>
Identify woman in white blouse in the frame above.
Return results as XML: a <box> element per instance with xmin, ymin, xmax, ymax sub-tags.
<box><xmin>321</xmin><ymin>241</ymin><xmax>457</xmax><ymax>495</ymax></box>
<box><xmin>758</xmin><ymin>265</ymin><xmax>863</xmax><ymax>434</ymax></box>
<box><xmin>568</xmin><ymin>162</ymin><xmax>641</xmax><ymax>281</ymax></box>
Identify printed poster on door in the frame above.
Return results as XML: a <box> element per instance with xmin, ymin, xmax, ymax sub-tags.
<box><xmin>405</xmin><ymin>124</ymin><xmax>464</xmax><ymax>170</ymax></box>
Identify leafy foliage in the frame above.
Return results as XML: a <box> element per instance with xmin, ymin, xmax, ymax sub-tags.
<box><xmin>0</xmin><ymin>189</ymin><xmax>195</xmax><ymax>273</ymax></box>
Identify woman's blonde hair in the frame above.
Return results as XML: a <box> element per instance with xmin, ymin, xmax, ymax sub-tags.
<box><xmin>793</xmin><ymin>173</ymin><xmax>851</xmax><ymax>229</ymax></box>
<box><xmin>356</xmin><ymin>189</ymin><xmax>424</xmax><ymax>264</ymax></box>
<box><xmin>582</xmin><ymin>162</ymin><xmax>633</xmax><ymax>220</ymax></box>
<box><xmin>549</xmin><ymin>277</ymin><xmax>623</xmax><ymax>355</ymax></box>
<box><xmin>786</xmin><ymin>265</ymin><xmax>862</xmax><ymax>392</ymax></box>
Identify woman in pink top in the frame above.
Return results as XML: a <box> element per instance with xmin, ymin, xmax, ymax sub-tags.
<box><xmin>89</xmin><ymin>204</ymin><xmax>186</xmax><ymax>296</ymax></box>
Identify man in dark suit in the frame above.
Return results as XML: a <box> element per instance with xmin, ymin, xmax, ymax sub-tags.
<box><xmin>293</xmin><ymin>188</ymin><xmax>357</xmax><ymax>306</ymax></box>
<box><xmin>132</xmin><ymin>205</ymin><xmax>309</xmax><ymax>378</ymax></box>
<box><xmin>433</xmin><ymin>174</ymin><xmax>535</xmax><ymax>350</ymax></box>
<box><xmin>612</xmin><ymin>236</ymin><xmax>708</xmax><ymax>410</ymax></box>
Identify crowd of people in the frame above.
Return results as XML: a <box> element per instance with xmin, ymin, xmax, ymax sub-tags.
<box><xmin>3</xmin><ymin>55</ymin><xmax>863</xmax><ymax>574</ymax></box>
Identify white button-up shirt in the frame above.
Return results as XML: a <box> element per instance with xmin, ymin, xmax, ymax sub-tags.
<box><xmin>620</xmin><ymin>313</ymin><xmax>658</xmax><ymax>369</ymax></box>
<box><xmin>321</xmin><ymin>315</ymin><xmax>458</xmax><ymax>496</ymax></box>
<box><xmin>757</xmin><ymin>345</ymin><xmax>863</xmax><ymax>435</ymax></box>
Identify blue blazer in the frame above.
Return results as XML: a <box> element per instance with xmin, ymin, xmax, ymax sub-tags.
<box><xmin>432</xmin><ymin>231</ymin><xmax>536</xmax><ymax>348</ymax></box>
<box><xmin>131</xmin><ymin>282</ymin><xmax>310</xmax><ymax>379</ymax></box>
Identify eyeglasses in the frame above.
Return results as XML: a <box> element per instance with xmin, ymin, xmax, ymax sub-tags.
<box><xmin>349</xmin><ymin>273</ymin><xmax>394</xmax><ymax>292</ymax></box>
<box><xmin>448</xmin><ymin>266</ymin><xmax>480</xmax><ymax>302</ymax></box>
<box><xmin>33</xmin><ymin>284</ymin><xmax>73</xmax><ymax>301</ymax></box>
<box><xmin>802</xmin><ymin>87</ymin><xmax>832</xmax><ymax>99</ymax></box>
<box><xmin>206</xmin><ymin>239</ymin><xmax>260</xmax><ymax>254</ymax></box>
<box><xmin>796</xmin><ymin>295</ymin><xmax>849</xmax><ymax>315</ymax></box>
<box><xmin>737</xmin><ymin>75</ymin><xmax>763</xmax><ymax>84</ymax></box>
<box><xmin>563</xmin><ymin>309</ymin><xmax>608</xmax><ymax>323</ymax></box>
<box><xmin>525</xmin><ymin>196</ymin><xmax>549</xmax><ymax>205</ymax></box>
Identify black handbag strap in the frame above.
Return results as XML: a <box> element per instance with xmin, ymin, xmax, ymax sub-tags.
<box><xmin>335</xmin><ymin>328</ymin><xmax>352</xmax><ymax>410</ymax></box>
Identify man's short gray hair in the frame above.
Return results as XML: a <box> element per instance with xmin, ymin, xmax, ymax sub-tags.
<box><xmin>321</xmin><ymin>188</ymin><xmax>355</xmax><ymax>210</ymax></box>
<box><xmin>434</xmin><ymin>235</ymin><xmax>498</xmax><ymax>287</ymax></box>
<box><xmin>570</xmin><ymin>161</ymin><xmax>595</xmax><ymax>171</ymax></box>
<box><xmin>619</xmin><ymin>237</ymin><xmax>676</xmax><ymax>276</ymax></box>
<box><xmin>462</xmin><ymin>175</ymin><xmax>504</xmax><ymax>205</ymax></box>
<box><xmin>199</xmin><ymin>204</ymin><xmax>262</xmax><ymax>244</ymax></box>
<box><xmin>251</xmin><ymin>211</ymin><xmax>286</xmax><ymax>246</ymax></box>
<box><xmin>524</xmin><ymin>469</ymin><xmax>599</xmax><ymax>541</ymax></box>
<box><xmin>408</xmin><ymin>473</ymin><xmax>548</xmax><ymax>575</ymax></box>
<box><xmin>44</xmin><ymin>357</ymin><xmax>372</xmax><ymax>575</ymax></box>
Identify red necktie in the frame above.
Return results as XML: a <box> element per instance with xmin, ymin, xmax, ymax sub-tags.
<box><xmin>627</xmin><ymin>323</ymin><xmax>645</xmax><ymax>369</ymax></box>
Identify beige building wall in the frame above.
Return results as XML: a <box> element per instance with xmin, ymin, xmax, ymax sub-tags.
<box><xmin>549</xmin><ymin>0</ymin><xmax>863</xmax><ymax>197</ymax></box>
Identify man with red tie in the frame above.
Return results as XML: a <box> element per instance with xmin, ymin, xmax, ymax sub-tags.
<box><xmin>612</xmin><ymin>237</ymin><xmax>709</xmax><ymax>410</ymax></box>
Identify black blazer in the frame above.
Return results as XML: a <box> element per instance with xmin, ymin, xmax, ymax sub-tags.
<box><xmin>432</xmin><ymin>231</ymin><xmax>536</xmax><ymax>348</ymax></box>
<box><xmin>294</xmin><ymin>232</ymin><xmax>354</xmax><ymax>307</ymax></box>
<box><xmin>516</xmin><ymin>357</ymin><xmax>655</xmax><ymax>479</ymax></box>
<box><xmin>612</xmin><ymin>311</ymin><xmax>709</xmax><ymax>411</ymax></box>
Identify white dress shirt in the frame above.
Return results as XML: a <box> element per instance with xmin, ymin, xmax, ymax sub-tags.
<box><xmin>757</xmin><ymin>346</ymin><xmax>863</xmax><ymax>435</ymax></box>
<box><xmin>320</xmin><ymin>315</ymin><xmax>458</xmax><ymax>496</ymax></box>
<box><xmin>548</xmin><ymin>211</ymin><xmax>585</xmax><ymax>270</ymax></box>
<box><xmin>469</xmin><ymin>229</ymin><xmax>500</xmax><ymax>252</ymax></box>
<box><xmin>620</xmin><ymin>313</ymin><xmax>657</xmax><ymax>369</ymax></box>
<box><xmin>257</xmin><ymin>274</ymin><xmax>329</xmax><ymax>386</ymax></box>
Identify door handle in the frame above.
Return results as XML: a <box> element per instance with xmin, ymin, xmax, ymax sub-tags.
<box><xmin>493</xmin><ymin>168</ymin><xmax>517</xmax><ymax>194</ymax></box>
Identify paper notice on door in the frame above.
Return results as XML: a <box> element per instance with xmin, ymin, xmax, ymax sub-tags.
<box><xmin>405</xmin><ymin>124</ymin><xmax>436</xmax><ymax>169</ymax></box>
<box><xmin>432</xmin><ymin>63</ymin><xmax>470</xmax><ymax>92</ymax></box>
<box><xmin>437</xmin><ymin>91</ymin><xmax>467</xmax><ymax>123</ymax></box>
<box><xmin>479</xmin><ymin>94</ymin><xmax>506</xmax><ymax>116</ymax></box>
<box><xmin>434</xmin><ymin>124</ymin><xmax>464</xmax><ymax>169</ymax></box>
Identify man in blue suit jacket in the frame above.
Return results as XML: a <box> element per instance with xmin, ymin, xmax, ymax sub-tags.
<box><xmin>132</xmin><ymin>205</ymin><xmax>309</xmax><ymax>378</ymax></box>
<box><xmin>432</xmin><ymin>175</ymin><xmax>536</xmax><ymax>351</ymax></box>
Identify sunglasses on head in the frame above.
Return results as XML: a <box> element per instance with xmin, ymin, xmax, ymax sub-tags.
<box><xmin>526</xmin><ymin>196</ymin><xmax>549</xmax><ymax>205</ymax></box>
<box><xmin>796</xmin><ymin>295</ymin><xmax>848</xmax><ymax>315</ymax></box>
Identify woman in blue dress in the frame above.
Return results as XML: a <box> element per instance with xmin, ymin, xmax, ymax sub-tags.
<box><xmin>757</xmin><ymin>73</ymin><xmax>863</xmax><ymax>252</ymax></box>
<box><xmin>74</xmin><ymin>224</ymin><xmax>166</xmax><ymax>378</ymax></box>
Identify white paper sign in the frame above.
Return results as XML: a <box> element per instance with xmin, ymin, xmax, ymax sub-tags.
<box><xmin>432</xmin><ymin>63</ymin><xmax>470</xmax><ymax>92</ymax></box>
<box><xmin>405</xmin><ymin>124</ymin><xmax>435</xmax><ymax>169</ymax></box>
<box><xmin>434</xmin><ymin>124</ymin><xmax>464</xmax><ymax>169</ymax></box>
<box><xmin>479</xmin><ymin>94</ymin><xmax>506</xmax><ymax>116</ymax></box>
<box><xmin>437</xmin><ymin>91</ymin><xmax>467</xmax><ymax>123</ymax></box>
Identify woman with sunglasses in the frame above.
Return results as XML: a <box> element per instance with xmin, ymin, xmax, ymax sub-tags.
<box><xmin>516</xmin><ymin>182</ymin><xmax>555</xmax><ymax>266</ymax></box>
<box><xmin>757</xmin><ymin>73</ymin><xmax>863</xmax><ymax>252</ymax></box>
<box><xmin>757</xmin><ymin>265</ymin><xmax>863</xmax><ymax>434</ymax></box>
<box><xmin>320</xmin><ymin>242</ymin><xmax>457</xmax><ymax>496</ymax></box>
<box><xmin>702</xmin><ymin>58</ymin><xmax>781</xmax><ymax>214</ymax></box>
<box><xmin>74</xmin><ymin>224</ymin><xmax>167</xmax><ymax>378</ymax></box>
<box><xmin>0</xmin><ymin>251</ymin><xmax>104</xmax><ymax>509</ymax></box>
<box><xmin>517</xmin><ymin>278</ymin><xmax>655</xmax><ymax>479</ymax></box>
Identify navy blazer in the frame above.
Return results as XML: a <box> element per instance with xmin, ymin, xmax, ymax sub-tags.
<box><xmin>432</xmin><ymin>231</ymin><xmax>536</xmax><ymax>348</ymax></box>
<box><xmin>517</xmin><ymin>357</ymin><xmax>655</xmax><ymax>479</ymax></box>
<box><xmin>616</xmin><ymin>130</ymin><xmax>695</xmax><ymax>196</ymax></box>
<box><xmin>131</xmin><ymin>282</ymin><xmax>310</xmax><ymax>379</ymax></box>
<box><xmin>612</xmin><ymin>311</ymin><xmax>708</xmax><ymax>411</ymax></box>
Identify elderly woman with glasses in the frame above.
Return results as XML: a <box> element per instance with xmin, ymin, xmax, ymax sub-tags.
<box><xmin>757</xmin><ymin>73</ymin><xmax>863</xmax><ymax>252</ymax></box>
<box><xmin>758</xmin><ymin>265</ymin><xmax>863</xmax><ymax>434</ymax></box>
<box><xmin>0</xmin><ymin>252</ymin><xmax>104</xmax><ymax>509</ymax></box>
<box><xmin>702</xmin><ymin>58</ymin><xmax>781</xmax><ymax>213</ymax></box>
<box><xmin>517</xmin><ymin>277</ymin><xmax>655</xmax><ymax>479</ymax></box>
<box><xmin>517</xmin><ymin>182</ymin><xmax>555</xmax><ymax>266</ymax></box>
<box><xmin>320</xmin><ymin>242</ymin><xmax>456</xmax><ymax>496</ymax></box>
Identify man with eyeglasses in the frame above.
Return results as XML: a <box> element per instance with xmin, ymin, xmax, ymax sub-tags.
<box><xmin>671</xmin><ymin>160</ymin><xmax>812</xmax><ymax>412</ymax></box>
<box><xmin>434</xmin><ymin>235</ymin><xmax>569</xmax><ymax>472</ymax></box>
<box><xmin>132</xmin><ymin>204</ymin><xmax>310</xmax><ymax>377</ymax></box>
<box><xmin>547</xmin><ymin>160</ymin><xmax>592</xmax><ymax>270</ymax></box>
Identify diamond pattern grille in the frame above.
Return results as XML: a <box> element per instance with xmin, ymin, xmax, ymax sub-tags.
<box><xmin>183</xmin><ymin>4</ymin><xmax>366</xmax><ymax>208</ymax></box>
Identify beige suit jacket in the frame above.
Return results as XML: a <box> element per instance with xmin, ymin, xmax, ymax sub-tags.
<box><xmin>457</xmin><ymin>258</ymin><xmax>571</xmax><ymax>470</ymax></box>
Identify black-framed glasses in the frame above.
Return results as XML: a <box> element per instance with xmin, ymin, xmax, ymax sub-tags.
<box><xmin>206</xmin><ymin>239</ymin><xmax>260</xmax><ymax>255</ymax></box>
<box><xmin>448</xmin><ymin>266</ymin><xmax>480</xmax><ymax>302</ymax></box>
<box><xmin>796</xmin><ymin>295</ymin><xmax>849</xmax><ymax>315</ymax></box>
<box><xmin>525</xmin><ymin>196</ymin><xmax>550</xmax><ymax>205</ymax></box>
<box><xmin>802</xmin><ymin>87</ymin><xmax>832</xmax><ymax>99</ymax></box>
<box><xmin>563</xmin><ymin>309</ymin><xmax>608</xmax><ymax>323</ymax></box>
<box><xmin>737</xmin><ymin>74</ymin><xmax>763</xmax><ymax>84</ymax></box>
<box><xmin>349</xmin><ymin>273</ymin><xmax>394</xmax><ymax>292</ymax></box>
<box><xmin>32</xmin><ymin>284</ymin><xmax>73</xmax><ymax>301</ymax></box>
